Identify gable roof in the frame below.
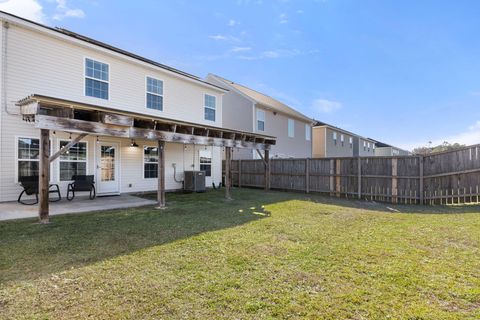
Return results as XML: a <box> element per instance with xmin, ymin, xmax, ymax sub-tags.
<box><xmin>209</xmin><ymin>74</ymin><xmax>313</xmax><ymax>123</ymax></box>
<box><xmin>0</xmin><ymin>10</ymin><xmax>226</xmax><ymax>93</ymax></box>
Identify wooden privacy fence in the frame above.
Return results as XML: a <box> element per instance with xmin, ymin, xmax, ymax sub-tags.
<box><xmin>223</xmin><ymin>144</ymin><xmax>480</xmax><ymax>205</ymax></box>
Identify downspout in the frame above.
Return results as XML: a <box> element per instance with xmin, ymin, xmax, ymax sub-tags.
<box><xmin>2</xmin><ymin>20</ymin><xmax>16</xmax><ymax>116</ymax></box>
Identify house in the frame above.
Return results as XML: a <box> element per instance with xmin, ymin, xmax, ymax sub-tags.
<box><xmin>312</xmin><ymin>122</ymin><xmax>376</xmax><ymax>158</ymax></box>
<box><xmin>206</xmin><ymin>74</ymin><xmax>314</xmax><ymax>159</ymax></box>
<box><xmin>370</xmin><ymin>140</ymin><xmax>411</xmax><ymax>156</ymax></box>
<box><xmin>0</xmin><ymin>11</ymin><xmax>275</xmax><ymax>211</ymax></box>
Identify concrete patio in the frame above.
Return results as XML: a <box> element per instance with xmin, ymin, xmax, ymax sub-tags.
<box><xmin>0</xmin><ymin>194</ymin><xmax>157</xmax><ymax>221</ymax></box>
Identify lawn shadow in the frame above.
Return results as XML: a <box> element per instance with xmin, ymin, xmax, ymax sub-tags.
<box><xmin>0</xmin><ymin>188</ymin><xmax>274</xmax><ymax>284</ymax></box>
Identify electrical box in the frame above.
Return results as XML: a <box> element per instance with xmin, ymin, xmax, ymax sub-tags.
<box><xmin>183</xmin><ymin>171</ymin><xmax>206</xmax><ymax>192</ymax></box>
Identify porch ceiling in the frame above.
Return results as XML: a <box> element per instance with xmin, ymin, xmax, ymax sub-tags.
<box><xmin>17</xmin><ymin>94</ymin><xmax>276</xmax><ymax>150</ymax></box>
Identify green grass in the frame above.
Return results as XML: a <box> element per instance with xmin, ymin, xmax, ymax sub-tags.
<box><xmin>1</xmin><ymin>189</ymin><xmax>480</xmax><ymax>319</ymax></box>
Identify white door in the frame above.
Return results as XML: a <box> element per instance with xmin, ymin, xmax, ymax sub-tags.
<box><xmin>96</xmin><ymin>142</ymin><xmax>120</xmax><ymax>194</ymax></box>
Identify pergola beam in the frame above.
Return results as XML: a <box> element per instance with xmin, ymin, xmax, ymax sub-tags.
<box><xmin>39</xmin><ymin>129</ymin><xmax>50</xmax><ymax>224</ymax></box>
<box><xmin>157</xmin><ymin>140</ymin><xmax>166</xmax><ymax>208</ymax></box>
<box><xmin>49</xmin><ymin>133</ymin><xmax>88</xmax><ymax>163</ymax></box>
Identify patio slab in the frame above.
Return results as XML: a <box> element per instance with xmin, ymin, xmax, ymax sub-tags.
<box><xmin>0</xmin><ymin>194</ymin><xmax>157</xmax><ymax>221</ymax></box>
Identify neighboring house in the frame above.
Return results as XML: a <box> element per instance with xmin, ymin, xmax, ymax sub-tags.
<box><xmin>312</xmin><ymin>122</ymin><xmax>376</xmax><ymax>158</ymax></box>
<box><xmin>370</xmin><ymin>140</ymin><xmax>411</xmax><ymax>156</ymax></box>
<box><xmin>206</xmin><ymin>74</ymin><xmax>314</xmax><ymax>159</ymax></box>
<box><xmin>0</xmin><ymin>11</ymin><xmax>273</xmax><ymax>203</ymax></box>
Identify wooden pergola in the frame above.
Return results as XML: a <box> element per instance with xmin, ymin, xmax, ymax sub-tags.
<box><xmin>17</xmin><ymin>94</ymin><xmax>276</xmax><ymax>224</ymax></box>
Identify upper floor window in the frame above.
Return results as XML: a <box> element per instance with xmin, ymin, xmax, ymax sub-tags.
<box><xmin>59</xmin><ymin>140</ymin><xmax>87</xmax><ymax>181</ymax></box>
<box><xmin>257</xmin><ymin>109</ymin><xmax>265</xmax><ymax>131</ymax></box>
<box><xmin>333</xmin><ymin>131</ymin><xmax>337</xmax><ymax>145</ymax></box>
<box><xmin>146</xmin><ymin>77</ymin><xmax>163</xmax><ymax>111</ymax></box>
<box><xmin>305</xmin><ymin>124</ymin><xmax>311</xmax><ymax>141</ymax></box>
<box><xmin>340</xmin><ymin>134</ymin><xmax>344</xmax><ymax>146</ymax></box>
<box><xmin>363</xmin><ymin>141</ymin><xmax>367</xmax><ymax>151</ymax></box>
<box><xmin>288</xmin><ymin>119</ymin><xmax>295</xmax><ymax>138</ymax></box>
<box><xmin>349</xmin><ymin>136</ymin><xmax>353</xmax><ymax>148</ymax></box>
<box><xmin>204</xmin><ymin>94</ymin><xmax>216</xmax><ymax>121</ymax></box>
<box><xmin>367</xmin><ymin>142</ymin><xmax>371</xmax><ymax>152</ymax></box>
<box><xmin>85</xmin><ymin>58</ymin><xmax>109</xmax><ymax>100</ymax></box>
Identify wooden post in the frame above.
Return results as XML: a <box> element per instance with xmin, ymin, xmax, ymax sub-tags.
<box><xmin>305</xmin><ymin>158</ymin><xmax>310</xmax><ymax>193</ymax></box>
<box><xmin>329</xmin><ymin>159</ymin><xmax>335</xmax><ymax>196</ymax></box>
<box><xmin>264</xmin><ymin>149</ymin><xmax>270</xmax><ymax>191</ymax></box>
<box><xmin>39</xmin><ymin>129</ymin><xmax>50</xmax><ymax>224</ymax></box>
<box><xmin>156</xmin><ymin>140</ymin><xmax>166</xmax><ymax>208</ymax></box>
<box><xmin>357</xmin><ymin>157</ymin><xmax>362</xmax><ymax>199</ymax></box>
<box><xmin>419</xmin><ymin>156</ymin><xmax>424</xmax><ymax>205</ymax></box>
<box><xmin>392</xmin><ymin>158</ymin><xmax>398</xmax><ymax>204</ymax></box>
<box><xmin>335</xmin><ymin>159</ymin><xmax>341</xmax><ymax>197</ymax></box>
<box><xmin>238</xmin><ymin>159</ymin><xmax>242</xmax><ymax>188</ymax></box>
<box><xmin>225</xmin><ymin>147</ymin><xmax>232</xmax><ymax>200</ymax></box>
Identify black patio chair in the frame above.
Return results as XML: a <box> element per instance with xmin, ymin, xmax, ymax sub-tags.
<box><xmin>67</xmin><ymin>175</ymin><xmax>96</xmax><ymax>201</ymax></box>
<box><xmin>17</xmin><ymin>176</ymin><xmax>62</xmax><ymax>205</ymax></box>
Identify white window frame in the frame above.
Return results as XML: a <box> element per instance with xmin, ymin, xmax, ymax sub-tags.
<box><xmin>199</xmin><ymin>149</ymin><xmax>212</xmax><ymax>177</ymax></box>
<box><xmin>333</xmin><ymin>131</ymin><xmax>337</xmax><ymax>145</ymax></box>
<box><xmin>84</xmin><ymin>57</ymin><xmax>110</xmax><ymax>100</ymax></box>
<box><xmin>145</xmin><ymin>76</ymin><xmax>164</xmax><ymax>111</ymax></box>
<box><xmin>363</xmin><ymin>141</ymin><xmax>367</xmax><ymax>151</ymax></box>
<box><xmin>340</xmin><ymin>134</ymin><xmax>344</xmax><ymax>146</ymax></box>
<box><xmin>15</xmin><ymin>136</ymin><xmax>54</xmax><ymax>184</ymax></box>
<box><xmin>58</xmin><ymin>139</ymin><xmax>88</xmax><ymax>182</ymax></box>
<box><xmin>143</xmin><ymin>145</ymin><xmax>159</xmax><ymax>179</ymax></box>
<box><xmin>257</xmin><ymin>109</ymin><xmax>265</xmax><ymax>132</ymax></box>
<box><xmin>204</xmin><ymin>94</ymin><xmax>216</xmax><ymax>122</ymax></box>
<box><xmin>305</xmin><ymin>124</ymin><xmax>311</xmax><ymax>141</ymax></box>
<box><xmin>349</xmin><ymin>136</ymin><xmax>353</xmax><ymax>148</ymax></box>
<box><xmin>288</xmin><ymin>119</ymin><xmax>295</xmax><ymax>138</ymax></box>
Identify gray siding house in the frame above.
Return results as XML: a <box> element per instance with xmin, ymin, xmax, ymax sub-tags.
<box><xmin>371</xmin><ymin>140</ymin><xmax>411</xmax><ymax>156</ymax></box>
<box><xmin>207</xmin><ymin>74</ymin><xmax>314</xmax><ymax>159</ymax></box>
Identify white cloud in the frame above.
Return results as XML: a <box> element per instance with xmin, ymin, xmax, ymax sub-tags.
<box><xmin>209</xmin><ymin>34</ymin><xmax>227</xmax><ymax>41</ymax></box>
<box><xmin>52</xmin><ymin>0</ymin><xmax>85</xmax><ymax>20</ymax></box>
<box><xmin>230</xmin><ymin>46</ymin><xmax>251</xmax><ymax>52</ymax></box>
<box><xmin>237</xmin><ymin>48</ymin><xmax>316</xmax><ymax>60</ymax></box>
<box><xmin>227</xmin><ymin>19</ymin><xmax>238</xmax><ymax>27</ymax></box>
<box><xmin>0</xmin><ymin>0</ymin><xmax>45</xmax><ymax>22</ymax></box>
<box><xmin>311</xmin><ymin>99</ymin><xmax>342</xmax><ymax>113</ymax></box>
<box><xmin>279</xmin><ymin>13</ymin><xmax>288</xmax><ymax>24</ymax></box>
<box><xmin>296</xmin><ymin>9</ymin><xmax>304</xmax><ymax>14</ymax></box>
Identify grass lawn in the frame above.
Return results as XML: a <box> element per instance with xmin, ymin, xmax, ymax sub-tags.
<box><xmin>1</xmin><ymin>189</ymin><xmax>480</xmax><ymax>319</ymax></box>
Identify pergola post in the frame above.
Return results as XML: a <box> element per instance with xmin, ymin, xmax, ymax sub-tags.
<box><xmin>264</xmin><ymin>149</ymin><xmax>270</xmax><ymax>191</ymax></box>
<box><xmin>39</xmin><ymin>129</ymin><xmax>50</xmax><ymax>223</ymax></box>
<box><xmin>225</xmin><ymin>146</ymin><xmax>232</xmax><ymax>200</ymax></box>
<box><xmin>156</xmin><ymin>140</ymin><xmax>166</xmax><ymax>208</ymax></box>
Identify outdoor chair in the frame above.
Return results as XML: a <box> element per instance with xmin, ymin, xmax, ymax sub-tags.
<box><xmin>17</xmin><ymin>176</ymin><xmax>62</xmax><ymax>205</ymax></box>
<box><xmin>67</xmin><ymin>175</ymin><xmax>96</xmax><ymax>201</ymax></box>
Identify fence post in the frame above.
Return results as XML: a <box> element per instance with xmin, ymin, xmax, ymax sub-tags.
<box><xmin>238</xmin><ymin>159</ymin><xmax>242</xmax><ymax>188</ymax></box>
<box><xmin>357</xmin><ymin>157</ymin><xmax>362</xmax><ymax>199</ymax></box>
<box><xmin>264</xmin><ymin>149</ymin><xmax>270</xmax><ymax>191</ymax></box>
<box><xmin>419</xmin><ymin>156</ymin><xmax>424</xmax><ymax>205</ymax></box>
<box><xmin>329</xmin><ymin>159</ymin><xmax>335</xmax><ymax>196</ymax></box>
<box><xmin>392</xmin><ymin>158</ymin><xmax>398</xmax><ymax>204</ymax></box>
<box><xmin>335</xmin><ymin>159</ymin><xmax>341</xmax><ymax>197</ymax></box>
<box><xmin>305</xmin><ymin>158</ymin><xmax>310</xmax><ymax>193</ymax></box>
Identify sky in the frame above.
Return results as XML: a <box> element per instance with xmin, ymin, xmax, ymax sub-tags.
<box><xmin>1</xmin><ymin>0</ymin><xmax>480</xmax><ymax>150</ymax></box>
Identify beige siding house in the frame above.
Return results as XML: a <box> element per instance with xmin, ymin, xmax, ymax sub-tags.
<box><xmin>313</xmin><ymin>122</ymin><xmax>377</xmax><ymax>158</ymax></box>
<box><xmin>207</xmin><ymin>74</ymin><xmax>314</xmax><ymax>159</ymax></box>
<box><xmin>0</xmin><ymin>11</ymin><xmax>274</xmax><ymax>203</ymax></box>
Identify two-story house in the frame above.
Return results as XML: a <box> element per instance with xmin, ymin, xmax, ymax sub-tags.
<box><xmin>370</xmin><ymin>140</ymin><xmax>411</xmax><ymax>156</ymax></box>
<box><xmin>0</xmin><ymin>11</ymin><xmax>274</xmax><ymax>204</ymax></box>
<box><xmin>206</xmin><ymin>74</ymin><xmax>314</xmax><ymax>159</ymax></box>
<box><xmin>312</xmin><ymin>122</ymin><xmax>376</xmax><ymax>158</ymax></box>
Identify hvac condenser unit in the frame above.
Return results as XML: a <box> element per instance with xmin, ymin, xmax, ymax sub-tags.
<box><xmin>183</xmin><ymin>171</ymin><xmax>206</xmax><ymax>192</ymax></box>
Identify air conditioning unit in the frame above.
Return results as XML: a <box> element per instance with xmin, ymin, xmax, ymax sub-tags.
<box><xmin>183</xmin><ymin>171</ymin><xmax>206</xmax><ymax>192</ymax></box>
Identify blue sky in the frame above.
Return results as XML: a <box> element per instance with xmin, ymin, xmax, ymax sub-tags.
<box><xmin>2</xmin><ymin>0</ymin><xmax>480</xmax><ymax>150</ymax></box>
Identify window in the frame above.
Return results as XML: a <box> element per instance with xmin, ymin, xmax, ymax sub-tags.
<box><xmin>204</xmin><ymin>94</ymin><xmax>216</xmax><ymax>121</ymax></box>
<box><xmin>144</xmin><ymin>146</ymin><xmax>158</xmax><ymax>178</ymax></box>
<box><xmin>85</xmin><ymin>58</ymin><xmax>109</xmax><ymax>100</ymax></box>
<box><xmin>59</xmin><ymin>141</ymin><xmax>87</xmax><ymax>181</ymax></box>
<box><xmin>257</xmin><ymin>109</ymin><xmax>265</xmax><ymax>131</ymax></box>
<box><xmin>363</xmin><ymin>141</ymin><xmax>366</xmax><ymax>151</ymax></box>
<box><xmin>288</xmin><ymin>119</ymin><xmax>295</xmax><ymax>138</ymax></box>
<box><xmin>199</xmin><ymin>149</ymin><xmax>212</xmax><ymax>177</ymax></box>
<box><xmin>349</xmin><ymin>136</ymin><xmax>353</xmax><ymax>148</ymax></box>
<box><xmin>17</xmin><ymin>137</ymin><xmax>39</xmax><ymax>180</ymax></box>
<box><xmin>367</xmin><ymin>142</ymin><xmax>371</xmax><ymax>152</ymax></box>
<box><xmin>333</xmin><ymin>131</ymin><xmax>337</xmax><ymax>145</ymax></box>
<box><xmin>305</xmin><ymin>124</ymin><xmax>311</xmax><ymax>141</ymax></box>
<box><xmin>146</xmin><ymin>77</ymin><xmax>163</xmax><ymax>111</ymax></box>
<box><xmin>341</xmin><ymin>134</ymin><xmax>344</xmax><ymax>146</ymax></box>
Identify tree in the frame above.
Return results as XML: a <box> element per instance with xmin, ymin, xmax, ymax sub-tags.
<box><xmin>412</xmin><ymin>141</ymin><xmax>466</xmax><ymax>155</ymax></box>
